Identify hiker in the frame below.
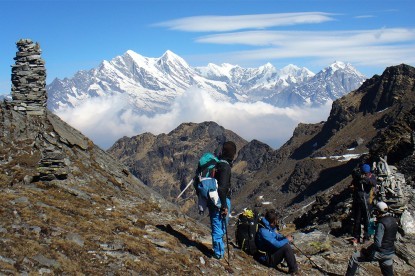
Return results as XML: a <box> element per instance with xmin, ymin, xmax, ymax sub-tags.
<box><xmin>345</xmin><ymin>201</ymin><xmax>398</xmax><ymax>276</ymax></box>
<box><xmin>209</xmin><ymin>141</ymin><xmax>236</xmax><ymax>259</ymax></box>
<box><xmin>255</xmin><ymin>209</ymin><xmax>299</xmax><ymax>275</ymax></box>
<box><xmin>351</xmin><ymin>163</ymin><xmax>377</xmax><ymax>244</ymax></box>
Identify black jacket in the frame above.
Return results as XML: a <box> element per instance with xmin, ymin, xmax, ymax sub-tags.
<box><xmin>214</xmin><ymin>158</ymin><xmax>232</xmax><ymax>208</ymax></box>
<box><xmin>353</xmin><ymin>172</ymin><xmax>377</xmax><ymax>197</ymax></box>
<box><xmin>375</xmin><ymin>215</ymin><xmax>398</xmax><ymax>255</ymax></box>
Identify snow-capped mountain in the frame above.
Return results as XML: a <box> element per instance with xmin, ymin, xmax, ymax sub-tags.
<box><xmin>47</xmin><ymin>50</ymin><xmax>234</xmax><ymax>114</ymax></box>
<box><xmin>0</xmin><ymin>92</ymin><xmax>12</xmax><ymax>102</ymax></box>
<box><xmin>194</xmin><ymin>63</ymin><xmax>315</xmax><ymax>102</ymax></box>
<box><xmin>266</xmin><ymin>61</ymin><xmax>366</xmax><ymax>107</ymax></box>
<box><xmin>46</xmin><ymin>51</ymin><xmax>366</xmax><ymax>114</ymax></box>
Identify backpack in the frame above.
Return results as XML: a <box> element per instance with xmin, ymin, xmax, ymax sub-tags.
<box><xmin>235</xmin><ymin>209</ymin><xmax>259</xmax><ymax>255</ymax></box>
<box><xmin>194</xmin><ymin>153</ymin><xmax>224</xmax><ymax>214</ymax></box>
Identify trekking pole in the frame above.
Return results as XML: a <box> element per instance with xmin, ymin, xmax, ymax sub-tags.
<box><xmin>291</xmin><ymin>242</ymin><xmax>320</xmax><ymax>269</ymax></box>
<box><xmin>291</xmin><ymin>242</ymin><xmax>343</xmax><ymax>276</ymax></box>
<box><xmin>175</xmin><ymin>179</ymin><xmax>194</xmax><ymax>201</ymax></box>
<box><xmin>222</xmin><ymin>215</ymin><xmax>231</xmax><ymax>266</ymax></box>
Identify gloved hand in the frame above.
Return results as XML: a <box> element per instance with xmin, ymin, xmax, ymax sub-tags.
<box><xmin>221</xmin><ymin>207</ymin><xmax>228</xmax><ymax>218</ymax></box>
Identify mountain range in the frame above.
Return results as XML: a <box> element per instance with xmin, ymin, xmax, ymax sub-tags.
<box><xmin>46</xmin><ymin>50</ymin><xmax>366</xmax><ymax>115</ymax></box>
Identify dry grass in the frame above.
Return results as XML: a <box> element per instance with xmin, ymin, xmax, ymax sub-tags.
<box><xmin>8</xmin><ymin>152</ymin><xmax>41</xmax><ymax>167</ymax></box>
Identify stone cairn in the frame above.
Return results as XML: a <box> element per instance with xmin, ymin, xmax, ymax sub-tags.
<box><xmin>37</xmin><ymin>146</ymin><xmax>69</xmax><ymax>181</ymax></box>
<box><xmin>11</xmin><ymin>39</ymin><xmax>47</xmax><ymax>116</ymax></box>
<box><xmin>9</xmin><ymin>39</ymin><xmax>68</xmax><ymax>181</ymax></box>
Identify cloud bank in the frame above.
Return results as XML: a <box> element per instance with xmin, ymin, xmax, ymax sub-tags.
<box><xmin>55</xmin><ymin>88</ymin><xmax>332</xmax><ymax>150</ymax></box>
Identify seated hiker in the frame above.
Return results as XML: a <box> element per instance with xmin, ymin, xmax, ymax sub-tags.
<box><xmin>255</xmin><ymin>209</ymin><xmax>299</xmax><ymax>275</ymax></box>
<box><xmin>351</xmin><ymin>163</ymin><xmax>377</xmax><ymax>244</ymax></box>
<box><xmin>345</xmin><ymin>201</ymin><xmax>398</xmax><ymax>276</ymax></box>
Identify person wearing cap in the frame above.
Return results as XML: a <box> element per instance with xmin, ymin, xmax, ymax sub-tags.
<box><xmin>345</xmin><ymin>201</ymin><xmax>398</xmax><ymax>276</ymax></box>
<box><xmin>351</xmin><ymin>163</ymin><xmax>377</xmax><ymax>244</ymax></box>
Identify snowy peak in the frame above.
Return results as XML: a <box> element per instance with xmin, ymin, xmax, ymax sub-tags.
<box><xmin>328</xmin><ymin>61</ymin><xmax>347</xmax><ymax>71</ymax></box>
<box><xmin>318</xmin><ymin>61</ymin><xmax>366</xmax><ymax>80</ymax></box>
<box><xmin>269</xmin><ymin>61</ymin><xmax>367</xmax><ymax>107</ymax></box>
<box><xmin>158</xmin><ymin>50</ymin><xmax>190</xmax><ymax>68</ymax></box>
<box><xmin>196</xmin><ymin>63</ymin><xmax>240</xmax><ymax>79</ymax></box>
<box><xmin>259</xmin><ymin>62</ymin><xmax>275</xmax><ymax>71</ymax></box>
<box><xmin>124</xmin><ymin>50</ymin><xmax>152</xmax><ymax>67</ymax></box>
<box><xmin>160</xmin><ymin>50</ymin><xmax>184</xmax><ymax>62</ymax></box>
<box><xmin>322</xmin><ymin>61</ymin><xmax>365</xmax><ymax>78</ymax></box>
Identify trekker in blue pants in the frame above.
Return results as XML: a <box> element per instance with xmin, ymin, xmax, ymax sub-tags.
<box><xmin>209</xmin><ymin>141</ymin><xmax>236</xmax><ymax>259</ymax></box>
<box><xmin>209</xmin><ymin>198</ymin><xmax>231</xmax><ymax>258</ymax></box>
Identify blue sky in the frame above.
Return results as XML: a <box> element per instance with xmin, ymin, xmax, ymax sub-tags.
<box><xmin>1</xmin><ymin>0</ymin><xmax>414</xmax><ymax>95</ymax></box>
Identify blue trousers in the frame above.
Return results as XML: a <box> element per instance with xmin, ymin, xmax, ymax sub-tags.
<box><xmin>209</xmin><ymin>198</ymin><xmax>231</xmax><ymax>258</ymax></box>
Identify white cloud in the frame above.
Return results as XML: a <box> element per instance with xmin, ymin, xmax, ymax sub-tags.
<box><xmin>154</xmin><ymin>12</ymin><xmax>335</xmax><ymax>32</ymax></box>
<box><xmin>55</xmin><ymin>88</ymin><xmax>332</xmax><ymax>150</ymax></box>
<box><xmin>194</xmin><ymin>28</ymin><xmax>415</xmax><ymax>68</ymax></box>
<box><xmin>156</xmin><ymin>11</ymin><xmax>415</xmax><ymax>75</ymax></box>
<box><xmin>197</xmin><ymin>28</ymin><xmax>415</xmax><ymax>46</ymax></box>
<box><xmin>354</xmin><ymin>15</ymin><xmax>375</xmax><ymax>19</ymax></box>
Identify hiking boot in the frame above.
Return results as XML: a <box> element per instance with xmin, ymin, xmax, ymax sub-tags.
<box><xmin>212</xmin><ymin>254</ymin><xmax>223</xmax><ymax>260</ymax></box>
<box><xmin>352</xmin><ymin>238</ymin><xmax>359</xmax><ymax>245</ymax></box>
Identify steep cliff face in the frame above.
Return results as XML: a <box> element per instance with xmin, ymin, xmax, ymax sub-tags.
<box><xmin>312</xmin><ymin>64</ymin><xmax>415</xmax><ymax>161</ymax></box>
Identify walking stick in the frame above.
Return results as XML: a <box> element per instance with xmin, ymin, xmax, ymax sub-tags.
<box><xmin>175</xmin><ymin>179</ymin><xmax>194</xmax><ymax>201</ymax></box>
<box><xmin>291</xmin><ymin>242</ymin><xmax>320</xmax><ymax>270</ymax></box>
<box><xmin>291</xmin><ymin>242</ymin><xmax>342</xmax><ymax>276</ymax></box>
<box><xmin>223</xmin><ymin>214</ymin><xmax>231</xmax><ymax>266</ymax></box>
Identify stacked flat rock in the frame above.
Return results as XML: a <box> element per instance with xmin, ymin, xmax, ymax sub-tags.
<box><xmin>37</xmin><ymin>147</ymin><xmax>68</xmax><ymax>181</ymax></box>
<box><xmin>11</xmin><ymin>39</ymin><xmax>47</xmax><ymax>115</ymax></box>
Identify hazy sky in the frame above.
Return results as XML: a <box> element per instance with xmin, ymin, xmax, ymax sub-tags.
<box><xmin>1</xmin><ymin>0</ymin><xmax>414</xmax><ymax>94</ymax></box>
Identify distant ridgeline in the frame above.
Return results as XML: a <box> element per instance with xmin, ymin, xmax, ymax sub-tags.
<box><xmin>11</xmin><ymin>39</ymin><xmax>47</xmax><ymax>116</ymax></box>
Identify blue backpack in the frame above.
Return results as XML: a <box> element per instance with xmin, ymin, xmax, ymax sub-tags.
<box><xmin>194</xmin><ymin>153</ymin><xmax>227</xmax><ymax>213</ymax></box>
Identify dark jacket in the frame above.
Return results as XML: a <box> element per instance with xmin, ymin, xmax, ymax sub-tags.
<box><xmin>353</xmin><ymin>172</ymin><xmax>377</xmax><ymax>201</ymax></box>
<box><xmin>375</xmin><ymin>214</ymin><xmax>398</xmax><ymax>255</ymax></box>
<box><xmin>255</xmin><ymin>217</ymin><xmax>289</xmax><ymax>253</ymax></box>
<box><xmin>214</xmin><ymin>159</ymin><xmax>232</xmax><ymax>208</ymax></box>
